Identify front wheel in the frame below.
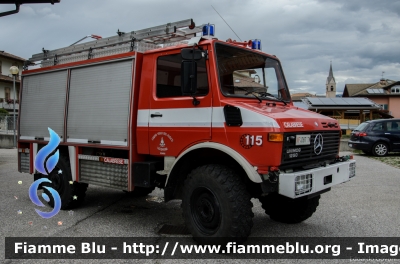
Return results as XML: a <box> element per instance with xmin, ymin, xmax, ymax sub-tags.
<box><xmin>259</xmin><ymin>193</ymin><xmax>320</xmax><ymax>224</ymax></box>
<box><xmin>372</xmin><ymin>142</ymin><xmax>388</xmax><ymax>156</ymax></box>
<box><xmin>181</xmin><ymin>164</ymin><xmax>253</xmax><ymax>244</ymax></box>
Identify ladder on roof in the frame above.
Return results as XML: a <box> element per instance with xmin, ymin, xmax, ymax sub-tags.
<box><xmin>27</xmin><ymin>18</ymin><xmax>204</xmax><ymax>67</ymax></box>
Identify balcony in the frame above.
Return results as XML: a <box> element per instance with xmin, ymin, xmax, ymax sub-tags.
<box><xmin>0</xmin><ymin>99</ymin><xmax>19</xmax><ymax>111</ymax></box>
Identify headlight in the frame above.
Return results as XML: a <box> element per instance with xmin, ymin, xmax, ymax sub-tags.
<box><xmin>295</xmin><ymin>174</ymin><xmax>313</xmax><ymax>195</ymax></box>
<box><xmin>349</xmin><ymin>162</ymin><xmax>356</xmax><ymax>178</ymax></box>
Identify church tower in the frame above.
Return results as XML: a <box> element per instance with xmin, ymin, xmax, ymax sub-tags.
<box><xmin>326</xmin><ymin>62</ymin><xmax>336</xmax><ymax>98</ymax></box>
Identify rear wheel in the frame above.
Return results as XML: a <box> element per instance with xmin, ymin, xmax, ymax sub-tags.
<box><xmin>259</xmin><ymin>193</ymin><xmax>320</xmax><ymax>224</ymax></box>
<box><xmin>372</xmin><ymin>142</ymin><xmax>388</xmax><ymax>156</ymax></box>
<box><xmin>43</xmin><ymin>156</ymin><xmax>88</xmax><ymax>209</ymax></box>
<box><xmin>182</xmin><ymin>164</ymin><xmax>253</xmax><ymax>244</ymax></box>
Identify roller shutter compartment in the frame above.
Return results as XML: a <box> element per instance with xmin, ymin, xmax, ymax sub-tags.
<box><xmin>67</xmin><ymin>59</ymin><xmax>133</xmax><ymax>146</ymax></box>
<box><xmin>20</xmin><ymin>70</ymin><xmax>68</xmax><ymax>140</ymax></box>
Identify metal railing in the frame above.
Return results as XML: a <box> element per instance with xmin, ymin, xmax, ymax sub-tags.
<box><xmin>0</xmin><ymin>114</ymin><xmax>18</xmax><ymax>134</ymax></box>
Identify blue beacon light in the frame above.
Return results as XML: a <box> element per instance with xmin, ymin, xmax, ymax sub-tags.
<box><xmin>251</xmin><ymin>39</ymin><xmax>261</xmax><ymax>50</ymax></box>
<box><xmin>202</xmin><ymin>24</ymin><xmax>215</xmax><ymax>37</ymax></box>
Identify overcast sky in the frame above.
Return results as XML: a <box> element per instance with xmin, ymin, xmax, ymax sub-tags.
<box><xmin>1</xmin><ymin>0</ymin><xmax>399</xmax><ymax>95</ymax></box>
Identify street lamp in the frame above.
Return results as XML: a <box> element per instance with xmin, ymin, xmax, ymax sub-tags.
<box><xmin>9</xmin><ymin>66</ymin><xmax>19</xmax><ymax>148</ymax></box>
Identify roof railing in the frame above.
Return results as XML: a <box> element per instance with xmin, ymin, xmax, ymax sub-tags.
<box><xmin>26</xmin><ymin>18</ymin><xmax>205</xmax><ymax>68</ymax></box>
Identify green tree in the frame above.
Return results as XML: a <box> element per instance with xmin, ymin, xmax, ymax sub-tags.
<box><xmin>0</xmin><ymin>108</ymin><xmax>8</xmax><ymax>122</ymax></box>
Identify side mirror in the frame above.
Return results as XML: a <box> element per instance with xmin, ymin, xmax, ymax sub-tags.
<box><xmin>181</xmin><ymin>61</ymin><xmax>197</xmax><ymax>95</ymax></box>
<box><xmin>181</xmin><ymin>48</ymin><xmax>202</xmax><ymax>60</ymax></box>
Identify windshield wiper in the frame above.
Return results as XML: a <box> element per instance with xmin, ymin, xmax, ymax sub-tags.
<box><xmin>225</xmin><ymin>85</ymin><xmax>287</xmax><ymax>105</ymax></box>
<box><xmin>236</xmin><ymin>87</ymin><xmax>262</xmax><ymax>103</ymax></box>
<box><xmin>258</xmin><ymin>92</ymin><xmax>287</xmax><ymax>106</ymax></box>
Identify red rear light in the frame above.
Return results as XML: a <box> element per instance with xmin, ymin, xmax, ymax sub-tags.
<box><xmin>354</xmin><ymin>132</ymin><xmax>367</xmax><ymax>137</ymax></box>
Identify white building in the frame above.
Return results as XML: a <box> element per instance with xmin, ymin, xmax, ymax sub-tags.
<box><xmin>0</xmin><ymin>51</ymin><xmax>25</xmax><ymax>114</ymax></box>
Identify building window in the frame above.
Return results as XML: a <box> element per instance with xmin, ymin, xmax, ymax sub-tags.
<box><xmin>156</xmin><ymin>53</ymin><xmax>209</xmax><ymax>98</ymax></box>
<box><xmin>330</xmin><ymin>86</ymin><xmax>334</xmax><ymax>91</ymax></box>
<box><xmin>391</xmin><ymin>86</ymin><xmax>400</xmax><ymax>93</ymax></box>
<box><xmin>5</xmin><ymin>87</ymin><xmax>10</xmax><ymax>100</ymax></box>
<box><xmin>381</xmin><ymin>104</ymin><xmax>388</xmax><ymax>110</ymax></box>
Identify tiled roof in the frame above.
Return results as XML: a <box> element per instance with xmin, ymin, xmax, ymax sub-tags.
<box><xmin>291</xmin><ymin>92</ymin><xmax>315</xmax><ymax>97</ymax></box>
<box><xmin>0</xmin><ymin>51</ymin><xmax>25</xmax><ymax>62</ymax></box>
<box><xmin>291</xmin><ymin>92</ymin><xmax>316</xmax><ymax>101</ymax></box>
<box><xmin>344</xmin><ymin>84</ymin><xmax>375</xmax><ymax>96</ymax></box>
<box><xmin>344</xmin><ymin>80</ymin><xmax>400</xmax><ymax>97</ymax></box>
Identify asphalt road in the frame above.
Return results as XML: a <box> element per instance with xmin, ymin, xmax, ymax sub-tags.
<box><xmin>1</xmin><ymin>148</ymin><xmax>400</xmax><ymax>264</ymax></box>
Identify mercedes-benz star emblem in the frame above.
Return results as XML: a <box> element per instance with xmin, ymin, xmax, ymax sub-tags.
<box><xmin>314</xmin><ymin>134</ymin><xmax>323</xmax><ymax>155</ymax></box>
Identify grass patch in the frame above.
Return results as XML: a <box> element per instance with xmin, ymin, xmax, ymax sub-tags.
<box><xmin>369</xmin><ymin>154</ymin><xmax>400</xmax><ymax>169</ymax></box>
<box><xmin>352</xmin><ymin>151</ymin><xmax>400</xmax><ymax>169</ymax></box>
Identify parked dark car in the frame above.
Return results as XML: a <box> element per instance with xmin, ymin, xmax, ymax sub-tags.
<box><xmin>348</xmin><ymin>119</ymin><xmax>400</xmax><ymax>156</ymax></box>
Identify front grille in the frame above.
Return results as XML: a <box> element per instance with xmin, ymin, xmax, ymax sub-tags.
<box><xmin>281</xmin><ymin>131</ymin><xmax>340</xmax><ymax>169</ymax></box>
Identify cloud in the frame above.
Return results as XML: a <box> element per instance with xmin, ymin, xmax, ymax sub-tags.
<box><xmin>0</xmin><ymin>0</ymin><xmax>399</xmax><ymax>96</ymax></box>
<box><xmin>19</xmin><ymin>6</ymin><xmax>36</xmax><ymax>16</ymax></box>
<box><xmin>37</xmin><ymin>7</ymin><xmax>52</xmax><ymax>15</ymax></box>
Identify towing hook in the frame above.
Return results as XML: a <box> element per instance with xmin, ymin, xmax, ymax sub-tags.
<box><xmin>268</xmin><ymin>171</ymin><xmax>279</xmax><ymax>183</ymax></box>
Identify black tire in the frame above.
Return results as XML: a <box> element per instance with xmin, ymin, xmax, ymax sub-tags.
<box><xmin>181</xmin><ymin>164</ymin><xmax>253</xmax><ymax>244</ymax></box>
<box><xmin>372</xmin><ymin>142</ymin><xmax>388</xmax><ymax>157</ymax></box>
<box><xmin>43</xmin><ymin>156</ymin><xmax>88</xmax><ymax>210</ymax></box>
<box><xmin>259</xmin><ymin>193</ymin><xmax>320</xmax><ymax>224</ymax></box>
<box><xmin>124</xmin><ymin>186</ymin><xmax>155</xmax><ymax>197</ymax></box>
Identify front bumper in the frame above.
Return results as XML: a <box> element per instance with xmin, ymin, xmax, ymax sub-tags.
<box><xmin>278</xmin><ymin>159</ymin><xmax>356</xmax><ymax>199</ymax></box>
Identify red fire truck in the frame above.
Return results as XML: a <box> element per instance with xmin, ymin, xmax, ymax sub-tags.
<box><xmin>18</xmin><ymin>19</ymin><xmax>356</xmax><ymax>242</ymax></box>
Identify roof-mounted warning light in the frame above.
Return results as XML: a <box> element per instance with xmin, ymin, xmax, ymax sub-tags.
<box><xmin>202</xmin><ymin>23</ymin><xmax>215</xmax><ymax>38</ymax></box>
<box><xmin>251</xmin><ymin>39</ymin><xmax>262</xmax><ymax>50</ymax></box>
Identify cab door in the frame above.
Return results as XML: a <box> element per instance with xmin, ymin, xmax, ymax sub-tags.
<box><xmin>148</xmin><ymin>50</ymin><xmax>212</xmax><ymax>156</ymax></box>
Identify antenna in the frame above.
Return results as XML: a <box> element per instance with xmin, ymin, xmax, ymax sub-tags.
<box><xmin>211</xmin><ymin>5</ymin><xmax>242</xmax><ymax>41</ymax></box>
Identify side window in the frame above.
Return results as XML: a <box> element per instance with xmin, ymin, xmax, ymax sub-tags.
<box><xmin>387</xmin><ymin>121</ymin><xmax>400</xmax><ymax>131</ymax></box>
<box><xmin>156</xmin><ymin>53</ymin><xmax>209</xmax><ymax>98</ymax></box>
<box><xmin>371</xmin><ymin>122</ymin><xmax>384</xmax><ymax>131</ymax></box>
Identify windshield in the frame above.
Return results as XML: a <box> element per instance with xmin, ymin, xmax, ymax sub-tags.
<box><xmin>215</xmin><ymin>43</ymin><xmax>290</xmax><ymax>102</ymax></box>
